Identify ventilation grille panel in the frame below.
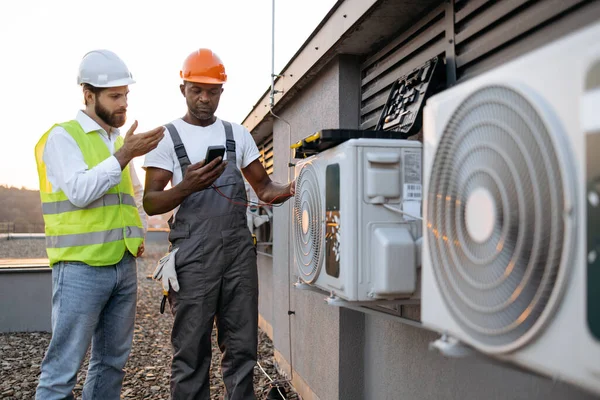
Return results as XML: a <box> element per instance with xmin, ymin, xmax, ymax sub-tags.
<box><xmin>258</xmin><ymin>136</ymin><xmax>274</xmax><ymax>175</ymax></box>
<box><xmin>426</xmin><ymin>85</ymin><xmax>574</xmax><ymax>352</ymax></box>
<box><xmin>293</xmin><ymin>163</ymin><xmax>324</xmax><ymax>283</ymax></box>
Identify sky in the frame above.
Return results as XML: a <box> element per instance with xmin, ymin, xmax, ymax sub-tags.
<box><xmin>0</xmin><ymin>0</ymin><xmax>337</xmax><ymax>190</ymax></box>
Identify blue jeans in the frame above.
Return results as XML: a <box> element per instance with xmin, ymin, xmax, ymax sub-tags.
<box><xmin>35</xmin><ymin>253</ymin><xmax>137</xmax><ymax>400</ymax></box>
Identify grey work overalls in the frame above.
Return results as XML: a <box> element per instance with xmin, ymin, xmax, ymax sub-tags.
<box><xmin>165</xmin><ymin>120</ymin><xmax>258</xmax><ymax>400</ymax></box>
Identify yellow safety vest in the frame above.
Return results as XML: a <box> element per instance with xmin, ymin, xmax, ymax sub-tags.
<box><xmin>34</xmin><ymin>120</ymin><xmax>144</xmax><ymax>267</ymax></box>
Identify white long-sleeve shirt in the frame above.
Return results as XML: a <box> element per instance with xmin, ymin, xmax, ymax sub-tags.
<box><xmin>43</xmin><ymin>110</ymin><xmax>148</xmax><ymax>233</ymax></box>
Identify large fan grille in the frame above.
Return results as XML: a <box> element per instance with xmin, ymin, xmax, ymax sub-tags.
<box><xmin>293</xmin><ymin>163</ymin><xmax>324</xmax><ymax>283</ymax></box>
<box><xmin>427</xmin><ymin>85</ymin><xmax>574</xmax><ymax>352</ymax></box>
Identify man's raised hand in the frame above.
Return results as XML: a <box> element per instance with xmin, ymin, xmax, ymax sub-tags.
<box><xmin>115</xmin><ymin>120</ymin><xmax>165</xmax><ymax>169</ymax></box>
<box><xmin>123</xmin><ymin>120</ymin><xmax>165</xmax><ymax>157</ymax></box>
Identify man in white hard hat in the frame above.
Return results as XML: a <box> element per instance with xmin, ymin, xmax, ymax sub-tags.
<box><xmin>34</xmin><ymin>49</ymin><xmax>164</xmax><ymax>400</ymax></box>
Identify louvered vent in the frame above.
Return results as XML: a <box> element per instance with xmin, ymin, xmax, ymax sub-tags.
<box><xmin>258</xmin><ymin>136</ymin><xmax>274</xmax><ymax>175</ymax></box>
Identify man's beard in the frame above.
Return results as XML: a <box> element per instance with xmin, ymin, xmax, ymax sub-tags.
<box><xmin>188</xmin><ymin>99</ymin><xmax>214</xmax><ymax>122</ymax></box>
<box><xmin>190</xmin><ymin>108</ymin><xmax>213</xmax><ymax>121</ymax></box>
<box><xmin>95</xmin><ymin>100</ymin><xmax>126</xmax><ymax>128</ymax></box>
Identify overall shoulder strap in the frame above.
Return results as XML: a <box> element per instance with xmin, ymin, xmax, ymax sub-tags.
<box><xmin>222</xmin><ymin>120</ymin><xmax>236</xmax><ymax>165</ymax></box>
<box><xmin>166</xmin><ymin>123</ymin><xmax>191</xmax><ymax>177</ymax></box>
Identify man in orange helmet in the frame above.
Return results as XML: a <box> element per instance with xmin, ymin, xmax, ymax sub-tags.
<box><xmin>142</xmin><ymin>48</ymin><xmax>295</xmax><ymax>399</ymax></box>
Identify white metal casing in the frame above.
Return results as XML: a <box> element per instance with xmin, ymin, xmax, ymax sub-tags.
<box><xmin>421</xmin><ymin>22</ymin><xmax>600</xmax><ymax>396</ymax></box>
<box><xmin>293</xmin><ymin>138</ymin><xmax>422</xmax><ymax>302</ymax></box>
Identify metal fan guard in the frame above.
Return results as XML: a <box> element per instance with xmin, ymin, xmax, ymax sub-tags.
<box><xmin>293</xmin><ymin>163</ymin><xmax>324</xmax><ymax>283</ymax></box>
<box><xmin>427</xmin><ymin>85</ymin><xmax>575</xmax><ymax>353</ymax></box>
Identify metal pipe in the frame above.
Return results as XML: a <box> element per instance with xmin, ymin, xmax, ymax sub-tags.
<box><xmin>268</xmin><ymin>0</ymin><xmax>296</xmax><ymax>382</ymax></box>
<box><xmin>257</xmin><ymin>251</ymin><xmax>274</xmax><ymax>258</ymax></box>
<box><xmin>270</xmin><ymin>0</ymin><xmax>276</xmax><ymax>108</ymax></box>
<box><xmin>0</xmin><ymin>267</ymin><xmax>50</xmax><ymax>274</ymax></box>
<box><xmin>347</xmin><ymin>304</ymin><xmax>425</xmax><ymax>330</ymax></box>
<box><xmin>0</xmin><ymin>233</ymin><xmax>45</xmax><ymax>240</ymax></box>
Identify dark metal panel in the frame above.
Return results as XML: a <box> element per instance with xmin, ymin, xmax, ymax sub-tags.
<box><xmin>362</xmin><ymin>40</ymin><xmax>446</xmax><ymax>101</ymax></box>
<box><xmin>362</xmin><ymin>19</ymin><xmax>445</xmax><ymax>87</ymax></box>
<box><xmin>445</xmin><ymin>0</ymin><xmax>457</xmax><ymax>86</ymax></box>
<box><xmin>361</xmin><ymin>80</ymin><xmax>393</xmax><ymax>107</ymax></box>
<box><xmin>586</xmin><ymin>88</ymin><xmax>600</xmax><ymax>341</ymax></box>
<box><xmin>360</xmin><ymin>2</ymin><xmax>448</xmax><ymax>127</ymax></box>
<box><xmin>455</xmin><ymin>0</ymin><xmax>531</xmax><ymax>45</ymax></box>
<box><xmin>360</xmin><ymin>90</ymin><xmax>390</xmax><ymax>116</ymax></box>
<box><xmin>455</xmin><ymin>0</ymin><xmax>491</xmax><ymax>23</ymax></box>
<box><xmin>458</xmin><ymin>0</ymin><xmax>600</xmax><ymax>80</ymax></box>
<box><xmin>360</xmin><ymin>0</ymin><xmax>596</xmax><ymax>130</ymax></box>
<box><xmin>456</xmin><ymin>0</ymin><xmax>586</xmax><ymax>68</ymax></box>
<box><xmin>362</xmin><ymin>3</ymin><xmax>446</xmax><ymax>71</ymax></box>
<box><xmin>360</xmin><ymin>114</ymin><xmax>381</xmax><ymax>131</ymax></box>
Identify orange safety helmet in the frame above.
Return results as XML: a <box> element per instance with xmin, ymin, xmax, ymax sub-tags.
<box><xmin>180</xmin><ymin>48</ymin><xmax>227</xmax><ymax>84</ymax></box>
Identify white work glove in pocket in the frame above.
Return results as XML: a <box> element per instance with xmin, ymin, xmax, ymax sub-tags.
<box><xmin>152</xmin><ymin>247</ymin><xmax>180</xmax><ymax>293</ymax></box>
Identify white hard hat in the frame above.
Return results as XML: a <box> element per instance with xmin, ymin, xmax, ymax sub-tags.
<box><xmin>77</xmin><ymin>49</ymin><xmax>136</xmax><ymax>88</ymax></box>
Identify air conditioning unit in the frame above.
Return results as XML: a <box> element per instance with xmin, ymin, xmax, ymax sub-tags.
<box><xmin>292</xmin><ymin>138</ymin><xmax>422</xmax><ymax>302</ymax></box>
<box><xmin>421</xmin><ymin>22</ymin><xmax>600</xmax><ymax>396</ymax></box>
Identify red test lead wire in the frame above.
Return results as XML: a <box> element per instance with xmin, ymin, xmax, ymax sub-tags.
<box><xmin>210</xmin><ymin>185</ymin><xmax>293</xmax><ymax>208</ymax></box>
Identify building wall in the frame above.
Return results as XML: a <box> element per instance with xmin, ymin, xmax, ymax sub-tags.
<box><xmin>270</xmin><ymin>57</ymin><xmax>343</xmax><ymax>400</ymax></box>
<box><xmin>355</xmin><ymin>1</ymin><xmax>600</xmax><ymax>398</ymax></box>
<box><xmin>254</xmin><ymin>2</ymin><xmax>600</xmax><ymax>397</ymax></box>
<box><xmin>257</xmin><ymin>253</ymin><xmax>273</xmax><ymax>334</ymax></box>
<box><xmin>255</xmin><ymin>55</ymin><xmax>367</xmax><ymax>400</ymax></box>
<box><xmin>363</xmin><ymin>316</ymin><xmax>596</xmax><ymax>400</ymax></box>
<box><xmin>257</xmin><ymin>54</ymin><xmax>599</xmax><ymax>400</ymax></box>
<box><xmin>0</xmin><ymin>268</ymin><xmax>51</xmax><ymax>333</ymax></box>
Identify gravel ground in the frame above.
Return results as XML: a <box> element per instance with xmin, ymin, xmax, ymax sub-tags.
<box><xmin>0</xmin><ymin>241</ymin><xmax>298</xmax><ymax>400</ymax></box>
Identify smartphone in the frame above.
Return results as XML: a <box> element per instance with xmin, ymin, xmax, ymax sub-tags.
<box><xmin>205</xmin><ymin>145</ymin><xmax>226</xmax><ymax>165</ymax></box>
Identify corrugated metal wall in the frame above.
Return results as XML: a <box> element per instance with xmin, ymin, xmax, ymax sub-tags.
<box><xmin>361</xmin><ymin>4</ymin><xmax>447</xmax><ymax>130</ymax></box>
<box><xmin>360</xmin><ymin>0</ymin><xmax>600</xmax><ymax>130</ymax></box>
<box><xmin>361</xmin><ymin>0</ymin><xmax>600</xmax><ymax>321</ymax></box>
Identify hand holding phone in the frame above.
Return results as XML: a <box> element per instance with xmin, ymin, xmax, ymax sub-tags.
<box><xmin>205</xmin><ymin>145</ymin><xmax>226</xmax><ymax>166</ymax></box>
<box><xmin>180</xmin><ymin>145</ymin><xmax>227</xmax><ymax>193</ymax></box>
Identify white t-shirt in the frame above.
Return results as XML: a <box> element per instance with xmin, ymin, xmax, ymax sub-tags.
<box><xmin>143</xmin><ymin>118</ymin><xmax>261</xmax><ymax>186</ymax></box>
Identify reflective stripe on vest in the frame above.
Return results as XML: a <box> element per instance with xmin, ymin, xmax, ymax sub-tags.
<box><xmin>35</xmin><ymin>119</ymin><xmax>144</xmax><ymax>267</ymax></box>
<box><xmin>46</xmin><ymin>226</ymin><xmax>145</xmax><ymax>248</ymax></box>
<box><xmin>41</xmin><ymin>193</ymin><xmax>137</xmax><ymax>215</ymax></box>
